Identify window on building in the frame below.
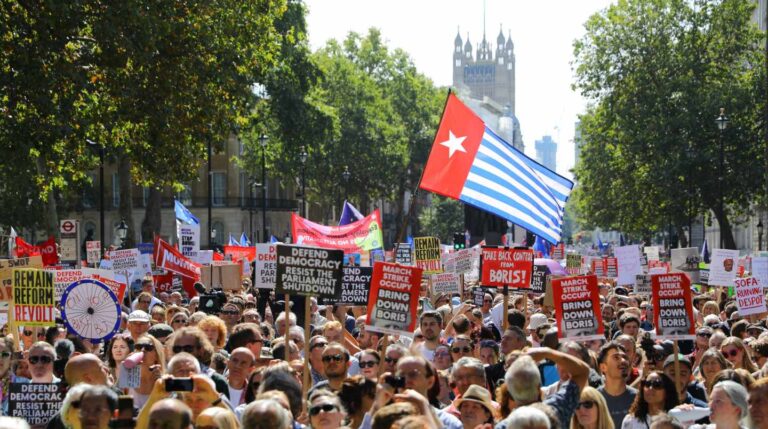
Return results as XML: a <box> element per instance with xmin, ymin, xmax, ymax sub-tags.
<box><xmin>212</xmin><ymin>172</ymin><xmax>226</xmax><ymax>207</ymax></box>
<box><xmin>212</xmin><ymin>220</ymin><xmax>225</xmax><ymax>245</ymax></box>
<box><xmin>498</xmin><ymin>58</ymin><xmax>504</xmax><ymax>65</ymax></box>
<box><xmin>239</xmin><ymin>172</ymin><xmax>248</xmax><ymax>206</ymax></box>
<box><xmin>112</xmin><ymin>173</ymin><xmax>120</xmax><ymax>208</ymax></box>
<box><xmin>455</xmin><ymin>59</ymin><xmax>461</xmax><ymax>67</ymax></box>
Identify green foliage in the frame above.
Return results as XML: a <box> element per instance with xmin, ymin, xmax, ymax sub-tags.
<box><xmin>571</xmin><ymin>0</ymin><xmax>766</xmax><ymax>246</ymax></box>
<box><xmin>418</xmin><ymin>196</ymin><xmax>465</xmax><ymax>244</ymax></box>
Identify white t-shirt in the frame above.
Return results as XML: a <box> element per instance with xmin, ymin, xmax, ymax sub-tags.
<box><xmin>414</xmin><ymin>342</ymin><xmax>437</xmax><ymax>361</ymax></box>
<box><xmin>228</xmin><ymin>384</ymin><xmax>245</xmax><ymax>406</ymax></box>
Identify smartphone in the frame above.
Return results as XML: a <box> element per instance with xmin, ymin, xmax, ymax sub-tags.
<box><xmin>384</xmin><ymin>375</ymin><xmax>405</xmax><ymax>390</ymax></box>
<box><xmin>165</xmin><ymin>378</ymin><xmax>194</xmax><ymax>392</ymax></box>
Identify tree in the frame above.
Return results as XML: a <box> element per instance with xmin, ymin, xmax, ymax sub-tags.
<box><xmin>572</xmin><ymin>0</ymin><xmax>766</xmax><ymax>248</ymax></box>
<box><xmin>417</xmin><ymin>196</ymin><xmax>464</xmax><ymax>244</ymax></box>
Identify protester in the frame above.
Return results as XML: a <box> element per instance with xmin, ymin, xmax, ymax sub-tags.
<box><xmin>27</xmin><ymin>341</ymin><xmax>58</xmax><ymax>383</ymax></box>
<box><xmin>690</xmin><ymin>380</ymin><xmax>749</xmax><ymax>429</ymax></box>
<box><xmin>596</xmin><ymin>342</ymin><xmax>636</xmax><ymax>429</ymax></box>
<box><xmin>358</xmin><ymin>349</ymin><xmax>381</xmax><ymax>381</ymax></box>
<box><xmin>195</xmin><ymin>407</ymin><xmax>240</xmax><ymax>429</ymax></box>
<box><xmin>748</xmin><ymin>378</ymin><xmax>768</xmax><ymax>429</ymax></box>
<box><xmin>620</xmin><ymin>371</ymin><xmax>678</xmax><ymax>428</ymax></box>
<box><xmin>241</xmin><ymin>399</ymin><xmax>293</xmax><ymax>429</ymax></box>
<box><xmin>308</xmin><ymin>389</ymin><xmax>348</xmax><ymax>429</ymax></box>
<box><xmin>720</xmin><ymin>337</ymin><xmax>759</xmax><ymax>373</ymax></box>
<box><xmin>456</xmin><ymin>384</ymin><xmax>497</xmax><ymax>428</ymax></box>
<box><xmin>697</xmin><ymin>349</ymin><xmax>731</xmax><ymax>395</ymax></box>
<box><xmin>569</xmin><ymin>386</ymin><xmax>614</xmax><ymax>429</ymax></box>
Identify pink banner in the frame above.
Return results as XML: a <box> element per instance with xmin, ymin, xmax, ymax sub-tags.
<box><xmin>291</xmin><ymin>210</ymin><xmax>384</xmax><ymax>254</ymax></box>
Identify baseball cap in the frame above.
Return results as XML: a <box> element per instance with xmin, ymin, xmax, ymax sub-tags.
<box><xmin>528</xmin><ymin>313</ymin><xmax>548</xmax><ymax>330</ymax></box>
<box><xmin>663</xmin><ymin>353</ymin><xmax>692</xmax><ymax>369</ymax></box>
<box><xmin>128</xmin><ymin>310</ymin><xmax>151</xmax><ymax>323</ymax></box>
<box><xmin>615</xmin><ymin>286</ymin><xmax>629</xmax><ymax>296</ymax></box>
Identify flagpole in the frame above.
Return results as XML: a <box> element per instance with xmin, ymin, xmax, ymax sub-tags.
<box><xmin>395</xmin><ymin>89</ymin><xmax>454</xmax><ymax>245</ymax></box>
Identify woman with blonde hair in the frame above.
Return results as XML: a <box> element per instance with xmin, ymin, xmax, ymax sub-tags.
<box><xmin>129</xmin><ymin>334</ymin><xmax>166</xmax><ymax>410</ymax></box>
<box><xmin>720</xmin><ymin>336</ymin><xmax>759</xmax><ymax>373</ymax></box>
<box><xmin>701</xmin><ymin>301</ymin><xmax>720</xmax><ymax>319</ymax></box>
<box><xmin>570</xmin><ymin>386</ymin><xmax>614</xmax><ymax>429</ymax></box>
<box><xmin>195</xmin><ymin>407</ymin><xmax>240</xmax><ymax>429</ymax></box>
<box><xmin>198</xmin><ymin>315</ymin><xmax>227</xmax><ymax>351</ymax></box>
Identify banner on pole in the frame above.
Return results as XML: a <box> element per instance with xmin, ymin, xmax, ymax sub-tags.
<box><xmin>480</xmin><ymin>247</ymin><xmax>534</xmax><ymax>288</ymax></box>
<box><xmin>552</xmin><ymin>275</ymin><xmax>604</xmax><ymax>341</ymax></box>
<box><xmin>153</xmin><ymin>237</ymin><xmax>201</xmax><ymax>280</ymax></box>
<box><xmin>319</xmin><ymin>266</ymin><xmax>373</xmax><ymax>306</ymax></box>
<box><xmin>365</xmin><ymin>262</ymin><xmax>422</xmax><ymax>336</ymax></box>
<box><xmin>177</xmin><ymin>222</ymin><xmax>201</xmax><ymax>258</ymax></box>
<box><xmin>275</xmin><ymin>245</ymin><xmax>343</xmax><ymax>298</ymax></box>
<box><xmin>414</xmin><ymin>237</ymin><xmax>442</xmax><ymax>274</ymax></box>
<box><xmin>292</xmin><ymin>210</ymin><xmax>384</xmax><ymax>253</ymax></box>
<box><xmin>651</xmin><ymin>273</ymin><xmax>695</xmax><ymax>340</ymax></box>
<box><xmin>12</xmin><ymin>268</ymin><xmax>55</xmax><ymax>327</ymax></box>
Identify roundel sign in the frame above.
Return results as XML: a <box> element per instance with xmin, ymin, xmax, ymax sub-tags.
<box><xmin>61</xmin><ymin>220</ymin><xmax>76</xmax><ymax>234</ymax></box>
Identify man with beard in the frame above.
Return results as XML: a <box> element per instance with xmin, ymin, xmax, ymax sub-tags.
<box><xmin>413</xmin><ymin>311</ymin><xmax>442</xmax><ymax>361</ymax></box>
<box><xmin>597</xmin><ymin>341</ymin><xmax>636</xmax><ymax>429</ymax></box>
<box><xmin>308</xmin><ymin>342</ymin><xmax>349</xmax><ymax>395</ymax></box>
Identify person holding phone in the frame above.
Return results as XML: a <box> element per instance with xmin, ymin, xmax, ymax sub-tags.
<box><xmin>136</xmin><ymin>372</ymin><xmax>229</xmax><ymax>428</ymax></box>
<box><xmin>130</xmin><ymin>334</ymin><xmax>166</xmax><ymax>410</ymax></box>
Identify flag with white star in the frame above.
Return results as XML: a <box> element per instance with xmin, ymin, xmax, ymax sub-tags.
<box><xmin>420</xmin><ymin>92</ymin><xmax>573</xmax><ymax>244</ymax></box>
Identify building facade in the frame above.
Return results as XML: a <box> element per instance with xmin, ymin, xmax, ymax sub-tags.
<box><xmin>534</xmin><ymin>135</ymin><xmax>557</xmax><ymax>171</ymax></box>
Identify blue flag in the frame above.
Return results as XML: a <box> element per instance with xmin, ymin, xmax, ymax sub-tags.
<box><xmin>701</xmin><ymin>239</ymin><xmax>711</xmax><ymax>264</ymax></box>
<box><xmin>174</xmin><ymin>200</ymin><xmax>199</xmax><ymax>225</ymax></box>
<box><xmin>533</xmin><ymin>235</ymin><xmax>550</xmax><ymax>258</ymax></box>
<box><xmin>240</xmin><ymin>232</ymin><xmax>251</xmax><ymax>246</ymax></box>
<box><xmin>339</xmin><ymin>201</ymin><xmax>365</xmax><ymax>226</ymax></box>
<box><xmin>269</xmin><ymin>235</ymin><xmax>280</xmax><ymax>243</ymax></box>
<box><xmin>228</xmin><ymin>234</ymin><xmax>238</xmax><ymax>246</ymax></box>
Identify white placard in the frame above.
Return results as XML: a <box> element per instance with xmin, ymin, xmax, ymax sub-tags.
<box><xmin>432</xmin><ymin>272</ymin><xmax>460</xmax><ymax>295</ymax></box>
<box><xmin>752</xmin><ymin>256</ymin><xmax>768</xmax><ymax>288</ymax></box>
<box><xmin>254</xmin><ymin>243</ymin><xmax>276</xmax><ymax>289</ymax></box>
<box><xmin>615</xmin><ymin>245</ymin><xmax>642</xmax><ymax>286</ymax></box>
<box><xmin>107</xmin><ymin>249</ymin><xmax>141</xmax><ymax>271</ymax></box>
<box><xmin>708</xmin><ymin>249</ymin><xmax>740</xmax><ymax>287</ymax></box>
<box><xmin>644</xmin><ymin>246</ymin><xmax>660</xmax><ymax>261</ymax></box>
<box><xmin>734</xmin><ymin>277</ymin><xmax>765</xmax><ymax>316</ymax></box>
<box><xmin>177</xmin><ymin>222</ymin><xmax>201</xmax><ymax>257</ymax></box>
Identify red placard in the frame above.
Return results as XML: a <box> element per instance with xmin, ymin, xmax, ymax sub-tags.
<box><xmin>651</xmin><ymin>273</ymin><xmax>695</xmax><ymax>340</ymax></box>
<box><xmin>552</xmin><ymin>275</ymin><xmax>604</xmax><ymax>341</ymax></box>
<box><xmin>153</xmin><ymin>272</ymin><xmax>174</xmax><ymax>293</ymax></box>
<box><xmin>480</xmin><ymin>247</ymin><xmax>534</xmax><ymax>288</ymax></box>
<box><xmin>365</xmin><ymin>262</ymin><xmax>422</xmax><ymax>336</ymax></box>
<box><xmin>605</xmin><ymin>257</ymin><xmax>618</xmax><ymax>277</ymax></box>
<box><xmin>153</xmin><ymin>236</ymin><xmax>201</xmax><ymax>280</ymax></box>
<box><xmin>15</xmin><ymin>236</ymin><xmax>59</xmax><ymax>266</ymax></box>
<box><xmin>224</xmin><ymin>246</ymin><xmax>256</xmax><ymax>263</ymax></box>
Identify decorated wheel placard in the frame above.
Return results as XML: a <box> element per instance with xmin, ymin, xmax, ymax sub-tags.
<box><xmin>61</xmin><ymin>278</ymin><xmax>121</xmax><ymax>342</ymax></box>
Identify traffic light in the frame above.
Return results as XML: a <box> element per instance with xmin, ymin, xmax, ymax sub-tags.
<box><xmin>453</xmin><ymin>232</ymin><xmax>466</xmax><ymax>250</ymax></box>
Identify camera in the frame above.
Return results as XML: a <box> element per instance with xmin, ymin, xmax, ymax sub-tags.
<box><xmin>195</xmin><ymin>282</ymin><xmax>226</xmax><ymax>315</ymax></box>
<box><xmin>165</xmin><ymin>378</ymin><xmax>194</xmax><ymax>392</ymax></box>
<box><xmin>384</xmin><ymin>375</ymin><xmax>405</xmax><ymax>390</ymax></box>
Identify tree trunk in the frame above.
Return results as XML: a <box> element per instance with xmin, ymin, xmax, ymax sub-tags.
<box><xmin>36</xmin><ymin>157</ymin><xmax>58</xmax><ymax>239</ymax></box>
<box><xmin>713</xmin><ymin>206</ymin><xmax>736</xmax><ymax>250</ymax></box>
<box><xmin>117</xmin><ymin>152</ymin><xmax>136</xmax><ymax>248</ymax></box>
<box><xmin>141</xmin><ymin>187</ymin><xmax>162</xmax><ymax>242</ymax></box>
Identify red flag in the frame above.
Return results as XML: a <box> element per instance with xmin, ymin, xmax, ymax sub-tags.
<box><xmin>153</xmin><ymin>236</ymin><xmax>201</xmax><ymax>280</ymax></box>
<box><xmin>224</xmin><ymin>246</ymin><xmax>256</xmax><ymax>263</ymax></box>
<box><xmin>15</xmin><ymin>236</ymin><xmax>59</xmax><ymax>266</ymax></box>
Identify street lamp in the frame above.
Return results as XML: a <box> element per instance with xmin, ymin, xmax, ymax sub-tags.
<box><xmin>299</xmin><ymin>146</ymin><xmax>308</xmax><ymax>218</ymax></box>
<box><xmin>715</xmin><ymin>107</ymin><xmax>729</xmax><ymax>249</ymax></box>
<box><xmin>758</xmin><ymin>219</ymin><xmax>764</xmax><ymax>251</ymax></box>
<box><xmin>260</xmin><ymin>134</ymin><xmax>268</xmax><ymax>242</ymax></box>
<box><xmin>86</xmin><ymin>139</ymin><xmax>104</xmax><ymax>244</ymax></box>
<box><xmin>342</xmin><ymin>165</ymin><xmax>351</xmax><ymax>202</ymax></box>
<box><xmin>116</xmin><ymin>219</ymin><xmax>128</xmax><ymax>249</ymax></box>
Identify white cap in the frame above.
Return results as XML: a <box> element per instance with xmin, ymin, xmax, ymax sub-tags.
<box><xmin>528</xmin><ymin>313</ymin><xmax>549</xmax><ymax>330</ymax></box>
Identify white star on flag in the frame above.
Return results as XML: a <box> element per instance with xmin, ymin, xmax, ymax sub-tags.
<box><xmin>439</xmin><ymin>130</ymin><xmax>467</xmax><ymax>158</ymax></box>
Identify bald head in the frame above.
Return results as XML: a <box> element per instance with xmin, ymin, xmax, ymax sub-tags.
<box><xmin>148</xmin><ymin>399</ymin><xmax>193</xmax><ymax>429</ymax></box>
<box><xmin>64</xmin><ymin>353</ymin><xmax>108</xmax><ymax>386</ymax></box>
<box><xmin>242</xmin><ymin>399</ymin><xmax>292</xmax><ymax>429</ymax></box>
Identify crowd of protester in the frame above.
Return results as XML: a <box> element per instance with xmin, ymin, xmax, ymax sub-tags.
<box><xmin>1</xmin><ymin>268</ymin><xmax>768</xmax><ymax>429</ymax></box>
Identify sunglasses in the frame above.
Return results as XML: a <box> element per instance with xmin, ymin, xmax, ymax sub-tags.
<box><xmin>697</xmin><ymin>332</ymin><xmax>712</xmax><ymax>338</ymax></box>
<box><xmin>0</xmin><ymin>351</ymin><xmax>12</xmax><ymax>359</ymax></box>
<box><xmin>322</xmin><ymin>354</ymin><xmax>344</xmax><ymax>363</ymax></box>
<box><xmin>172</xmin><ymin>319</ymin><xmax>188</xmax><ymax>325</ymax></box>
<box><xmin>575</xmin><ymin>400</ymin><xmax>595</xmax><ymax>410</ymax></box>
<box><xmin>221</xmin><ymin>310</ymin><xmax>240</xmax><ymax>315</ymax></box>
<box><xmin>384</xmin><ymin>357</ymin><xmax>399</xmax><ymax>364</ymax></box>
<box><xmin>642</xmin><ymin>379</ymin><xmax>665</xmax><ymax>390</ymax></box>
<box><xmin>722</xmin><ymin>348</ymin><xmax>740</xmax><ymax>358</ymax></box>
<box><xmin>309</xmin><ymin>403</ymin><xmax>338</xmax><ymax>416</ymax></box>
<box><xmin>29</xmin><ymin>355</ymin><xmax>53</xmax><ymax>365</ymax></box>
<box><xmin>359</xmin><ymin>360</ymin><xmax>379</xmax><ymax>368</ymax></box>
<box><xmin>135</xmin><ymin>343</ymin><xmax>155</xmax><ymax>352</ymax></box>
<box><xmin>173</xmin><ymin>345</ymin><xmax>197</xmax><ymax>354</ymax></box>
<box><xmin>139</xmin><ymin>300</ymin><xmax>151</xmax><ymax>304</ymax></box>
<box><xmin>310</xmin><ymin>342</ymin><xmax>328</xmax><ymax>351</ymax></box>
<box><xmin>451</xmin><ymin>346</ymin><xmax>472</xmax><ymax>354</ymax></box>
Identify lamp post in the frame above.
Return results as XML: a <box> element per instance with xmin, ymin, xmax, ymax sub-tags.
<box><xmin>260</xmin><ymin>134</ymin><xmax>268</xmax><ymax>242</ymax></box>
<box><xmin>116</xmin><ymin>219</ymin><xmax>128</xmax><ymax>249</ymax></box>
<box><xmin>86</xmin><ymin>139</ymin><xmax>104</xmax><ymax>243</ymax></box>
<box><xmin>299</xmin><ymin>146</ymin><xmax>308</xmax><ymax>218</ymax></box>
<box><xmin>342</xmin><ymin>165</ymin><xmax>351</xmax><ymax>202</ymax></box>
<box><xmin>715</xmin><ymin>107</ymin><xmax>729</xmax><ymax>249</ymax></box>
<box><xmin>758</xmin><ymin>219</ymin><xmax>764</xmax><ymax>251</ymax></box>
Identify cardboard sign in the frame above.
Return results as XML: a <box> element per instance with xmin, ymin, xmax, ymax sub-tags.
<box><xmin>8</xmin><ymin>382</ymin><xmax>65</xmax><ymax>426</ymax></box>
<box><xmin>635</xmin><ymin>274</ymin><xmax>651</xmax><ymax>295</ymax></box>
<box><xmin>117</xmin><ymin>364</ymin><xmax>141</xmax><ymax>389</ymax></box>
<box><xmin>644</xmin><ymin>246</ymin><xmax>660</xmax><ymax>261</ymax></box>
<box><xmin>734</xmin><ymin>277</ymin><xmax>765</xmax><ymax>316</ymax></box>
<box><xmin>480</xmin><ymin>247</ymin><xmax>534</xmax><ymax>288</ymax></box>
<box><xmin>615</xmin><ymin>245</ymin><xmax>642</xmax><ymax>286</ymax></box>
<box><xmin>365</xmin><ymin>262</ymin><xmax>422</xmax><ymax>336</ymax></box>
<box><xmin>552</xmin><ymin>275</ymin><xmax>603</xmax><ymax>340</ymax></box>
<box><xmin>254</xmin><ymin>244</ymin><xmax>276</xmax><ymax>289</ymax></box>
<box><xmin>201</xmin><ymin>263</ymin><xmax>241</xmax><ymax>291</ymax></box>
<box><xmin>108</xmin><ymin>248</ymin><xmax>142</xmax><ymax>272</ymax></box>
<box><xmin>709</xmin><ymin>249</ymin><xmax>740</xmax><ymax>287</ymax></box>
<box><xmin>0</xmin><ymin>256</ymin><xmax>44</xmax><ymax>307</ymax></box>
<box><xmin>531</xmin><ymin>264</ymin><xmax>549</xmax><ymax>294</ymax></box>
<box><xmin>651</xmin><ymin>273</ymin><xmax>695</xmax><ymax>340</ymax></box>
<box><xmin>177</xmin><ymin>222</ymin><xmax>201</xmax><ymax>257</ymax></box>
<box><xmin>648</xmin><ymin>260</ymin><xmax>670</xmax><ymax>274</ymax></box>
<box><xmin>671</xmin><ymin>247</ymin><xmax>701</xmax><ymax>283</ymax></box>
<box><xmin>153</xmin><ymin>271</ymin><xmax>174</xmax><ymax>293</ymax></box>
<box><xmin>432</xmin><ymin>272</ymin><xmax>460</xmax><ymax>295</ymax></box>
<box><xmin>320</xmin><ymin>267</ymin><xmax>373</xmax><ymax>306</ymax></box>
<box><xmin>275</xmin><ymin>245</ymin><xmax>343</xmax><ymax>298</ymax></box>
<box><xmin>454</xmin><ymin>249</ymin><xmax>473</xmax><ymax>274</ymax></box>
<box><xmin>12</xmin><ymin>268</ymin><xmax>55</xmax><ymax>327</ymax></box>
<box><xmin>414</xmin><ymin>237</ymin><xmax>442</xmax><ymax>274</ymax></box>
<box><xmin>565</xmin><ymin>253</ymin><xmax>582</xmax><ymax>274</ymax></box>
<box><xmin>86</xmin><ymin>241</ymin><xmax>101</xmax><ymax>265</ymax></box>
